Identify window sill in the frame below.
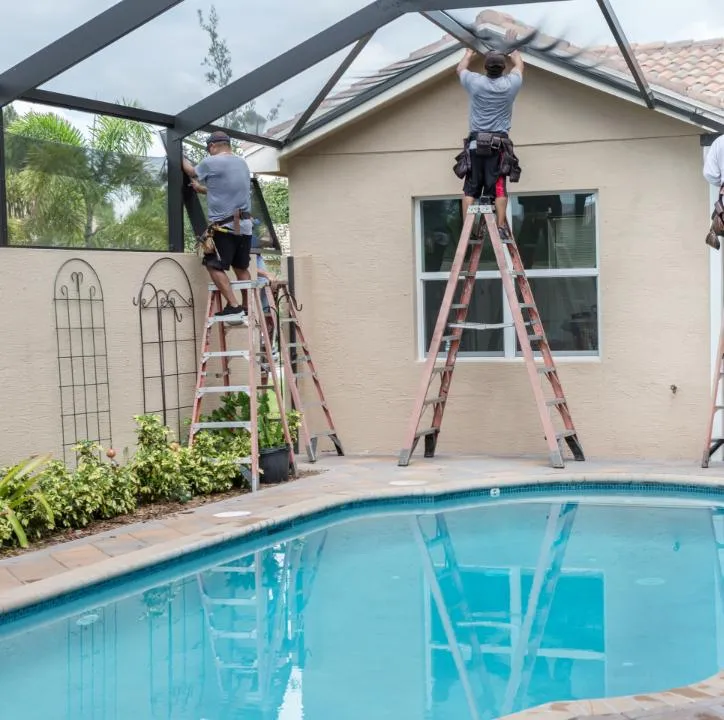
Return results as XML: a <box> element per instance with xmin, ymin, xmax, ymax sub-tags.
<box><xmin>416</xmin><ymin>355</ymin><xmax>601</xmax><ymax>364</ymax></box>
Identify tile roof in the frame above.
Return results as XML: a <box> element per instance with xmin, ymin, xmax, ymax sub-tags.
<box><xmin>250</xmin><ymin>9</ymin><xmax>724</xmax><ymax>148</ymax></box>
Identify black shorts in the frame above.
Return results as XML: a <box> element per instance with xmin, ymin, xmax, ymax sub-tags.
<box><xmin>463</xmin><ymin>150</ymin><xmax>507</xmax><ymax>201</ymax></box>
<box><xmin>202</xmin><ymin>229</ymin><xmax>251</xmax><ymax>271</ymax></box>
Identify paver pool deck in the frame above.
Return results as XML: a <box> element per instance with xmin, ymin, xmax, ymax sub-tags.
<box><xmin>2</xmin><ymin>453</ymin><xmax>724</xmax><ymax>719</ymax></box>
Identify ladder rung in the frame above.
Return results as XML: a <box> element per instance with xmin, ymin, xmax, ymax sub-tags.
<box><xmin>197</xmin><ymin>385</ymin><xmax>250</xmax><ymax>396</ymax></box>
<box><xmin>423</xmin><ymin>396</ymin><xmax>446</xmax><ymax>407</ymax></box>
<box><xmin>432</xmin><ymin>365</ymin><xmax>454</xmax><ymax>374</ymax></box>
<box><xmin>449</xmin><ymin>322</ymin><xmax>510</xmax><ymax>331</ymax></box>
<box><xmin>205</xmin><ymin>597</ymin><xmax>257</xmax><ymax>607</ymax></box>
<box><xmin>286</xmin><ymin>342</ymin><xmax>306</xmax><ymax>349</ymax></box>
<box><xmin>441</xmin><ymin>334</ymin><xmax>460</xmax><ymax>342</ymax></box>
<box><xmin>212</xmin><ymin>630</ymin><xmax>257</xmax><ymax>640</ymax></box>
<box><xmin>415</xmin><ymin>428</ymin><xmax>438</xmax><ymax>439</ymax></box>
<box><xmin>203</xmin><ymin>350</ymin><xmax>249</xmax><ymax>361</ymax></box>
<box><xmin>546</xmin><ymin>398</ymin><xmax>567</xmax><ymax>407</ymax></box>
<box><xmin>207</xmin><ymin>314</ymin><xmax>249</xmax><ymax>325</ymax></box>
<box><xmin>537</xmin><ymin>366</ymin><xmax>556</xmax><ymax>374</ymax></box>
<box><xmin>312</xmin><ymin>430</ymin><xmax>336</xmax><ymax>438</ymax></box>
<box><xmin>192</xmin><ymin>421</ymin><xmax>251</xmax><ymax>430</ymax></box>
<box><xmin>280</xmin><ymin>317</ymin><xmax>297</xmax><ymax>324</ymax></box>
<box><xmin>510</xmin><ymin>270</ymin><xmax>525</xmax><ymax>277</ymax></box>
<box><xmin>450</xmin><ymin>303</ymin><xmax>468</xmax><ymax>310</ymax></box>
<box><xmin>468</xmin><ymin>237</ymin><xmax>483</xmax><ymax>245</ymax></box>
<box><xmin>528</xmin><ymin>334</ymin><xmax>543</xmax><ymax>342</ymax></box>
<box><xmin>467</xmin><ymin>203</ymin><xmax>494</xmax><ymax>215</ymax></box>
<box><xmin>208</xmin><ymin>280</ymin><xmax>264</xmax><ymax>291</ymax></box>
<box><xmin>519</xmin><ymin>303</ymin><xmax>536</xmax><ymax>310</ymax></box>
<box><xmin>557</xmin><ymin>430</ymin><xmax>577</xmax><ymax>440</ymax></box>
<box><xmin>459</xmin><ymin>272</ymin><xmax>476</xmax><ymax>279</ymax></box>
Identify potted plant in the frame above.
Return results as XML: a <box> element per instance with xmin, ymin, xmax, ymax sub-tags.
<box><xmin>258</xmin><ymin>392</ymin><xmax>301</xmax><ymax>484</ymax></box>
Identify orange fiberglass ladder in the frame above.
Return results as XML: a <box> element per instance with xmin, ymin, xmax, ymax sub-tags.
<box><xmin>399</xmin><ymin>201</ymin><xmax>585</xmax><ymax>469</ymax></box>
<box><xmin>263</xmin><ymin>282</ymin><xmax>344</xmax><ymax>463</ymax></box>
<box><xmin>702</xmin><ymin>317</ymin><xmax>724</xmax><ymax>467</ymax></box>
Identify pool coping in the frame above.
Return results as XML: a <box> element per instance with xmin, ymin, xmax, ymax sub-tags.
<box><xmin>3</xmin><ymin>459</ymin><xmax>724</xmax><ymax>720</ymax></box>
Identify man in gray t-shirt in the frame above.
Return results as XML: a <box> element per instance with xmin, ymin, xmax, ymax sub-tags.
<box><xmin>457</xmin><ymin>34</ymin><xmax>524</xmax><ymax>235</ymax></box>
<box><xmin>183</xmin><ymin>131</ymin><xmax>254</xmax><ymax>319</ymax></box>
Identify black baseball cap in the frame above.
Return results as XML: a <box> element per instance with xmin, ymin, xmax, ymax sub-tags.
<box><xmin>484</xmin><ymin>51</ymin><xmax>506</xmax><ymax>72</ymax></box>
<box><xmin>206</xmin><ymin>131</ymin><xmax>231</xmax><ymax>149</ymax></box>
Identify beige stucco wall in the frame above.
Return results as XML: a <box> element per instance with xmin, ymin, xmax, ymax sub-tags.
<box><xmin>0</xmin><ymin>248</ymin><xmax>212</xmax><ymax>466</ymax></box>
<box><xmin>284</xmin><ymin>64</ymin><xmax>712</xmax><ymax>461</ymax></box>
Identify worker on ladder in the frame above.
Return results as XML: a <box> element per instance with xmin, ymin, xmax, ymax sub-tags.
<box><xmin>183</xmin><ymin>131</ymin><xmax>254</xmax><ymax>321</ymax></box>
<box><xmin>456</xmin><ymin>29</ymin><xmax>523</xmax><ymax>238</ymax></box>
<box><xmin>704</xmin><ymin>133</ymin><xmax>724</xmax><ymax>250</ymax></box>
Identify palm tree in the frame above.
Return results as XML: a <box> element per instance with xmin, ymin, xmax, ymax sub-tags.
<box><xmin>5</xmin><ymin>108</ymin><xmax>166</xmax><ymax>249</ymax></box>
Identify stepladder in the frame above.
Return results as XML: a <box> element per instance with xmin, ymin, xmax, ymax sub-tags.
<box><xmin>263</xmin><ymin>280</ymin><xmax>344</xmax><ymax>463</ymax></box>
<box><xmin>189</xmin><ymin>274</ymin><xmax>296</xmax><ymax>491</ymax></box>
<box><xmin>399</xmin><ymin>200</ymin><xmax>585</xmax><ymax>469</ymax></box>
<box><xmin>702</xmin><ymin>315</ymin><xmax>724</xmax><ymax>467</ymax></box>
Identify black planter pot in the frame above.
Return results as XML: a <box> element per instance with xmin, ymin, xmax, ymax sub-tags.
<box><xmin>259</xmin><ymin>445</ymin><xmax>291</xmax><ymax>484</ymax></box>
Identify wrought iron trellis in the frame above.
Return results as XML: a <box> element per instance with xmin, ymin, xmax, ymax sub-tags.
<box><xmin>53</xmin><ymin>258</ymin><xmax>112</xmax><ymax>463</ymax></box>
<box><xmin>134</xmin><ymin>258</ymin><xmax>197</xmax><ymax>442</ymax></box>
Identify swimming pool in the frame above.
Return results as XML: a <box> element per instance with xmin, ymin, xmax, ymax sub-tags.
<box><xmin>1</xmin><ymin>489</ymin><xmax>724</xmax><ymax>720</ymax></box>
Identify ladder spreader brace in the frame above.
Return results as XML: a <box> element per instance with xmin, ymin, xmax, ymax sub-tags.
<box><xmin>399</xmin><ymin>201</ymin><xmax>585</xmax><ymax>469</ymax></box>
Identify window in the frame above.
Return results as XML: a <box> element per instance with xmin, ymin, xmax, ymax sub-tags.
<box><xmin>416</xmin><ymin>192</ymin><xmax>599</xmax><ymax>359</ymax></box>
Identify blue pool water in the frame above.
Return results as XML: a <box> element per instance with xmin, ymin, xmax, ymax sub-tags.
<box><xmin>2</xmin><ymin>491</ymin><xmax>724</xmax><ymax>720</ymax></box>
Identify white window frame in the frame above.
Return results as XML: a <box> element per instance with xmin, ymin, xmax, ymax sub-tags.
<box><xmin>414</xmin><ymin>191</ymin><xmax>602</xmax><ymax>363</ymax></box>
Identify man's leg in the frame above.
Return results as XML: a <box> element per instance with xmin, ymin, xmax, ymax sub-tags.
<box><xmin>232</xmin><ymin>267</ymin><xmax>251</xmax><ymax>311</ymax></box>
<box><xmin>207</xmin><ymin>267</ymin><xmax>239</xmax><ymax>308</ymax></box>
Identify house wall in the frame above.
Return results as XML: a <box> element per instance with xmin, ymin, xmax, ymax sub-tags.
<box><xmin>285</xmin><ymin>64</ymin><xmax>712</xmax><ymax>460</ymax></box>
<box><xmin>0</xmin><ymin>248</ymin><xmax>212</xmax><ymax>466</ymax></box>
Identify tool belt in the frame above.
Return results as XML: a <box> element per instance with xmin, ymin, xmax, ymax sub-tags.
<box><xmin>706</xmin><ymin>188</ymin><xmax>724</xmax><ymax>249</ymax></box>
<box><xmin>196</xmin><ymin>209</ymin><xmax>253</xmax><ymax>257</ymax></box>
<box><xmin>453</xmin><ymin>132</ymin><xmax>522</xmax><ymax>183</ymax></box>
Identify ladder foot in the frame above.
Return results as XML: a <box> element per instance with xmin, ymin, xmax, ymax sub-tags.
<box><xmin>549</xmin><ymin>450</ymin><xmax>565</xmax><ymax>469</ymax></box>
<box><xmin>398</xmin><ymin>450</ymin><xmax>412</xmax><ymax>467</ymax></box>
<box><xmin>564</xmin><ymin>435</ymin><xmax>586</xmax><ymax>462</ymax></box>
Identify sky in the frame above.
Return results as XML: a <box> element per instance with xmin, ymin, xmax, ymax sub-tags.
<box><xmin>3</xmin><ymin>0</ymin><xmax>724</xmax><ymax>156</ymax></box>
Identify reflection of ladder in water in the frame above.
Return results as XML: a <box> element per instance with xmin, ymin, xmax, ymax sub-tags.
<box><xmin>197</xmin><ymin>549</ymin><xmax>290</xmax><ymax>714</ymax></box>
<box><xmin>702</xmin><ymin>316</ymin><xmax>724</xmax><ymax>467</ymax></box>
<box><xmin>289</xmin><ymin>531</ymin><xmax>328</xmax><ymax>669</ymax></box>
<box><xmin>500</xmin><ymin>502</ymin><xmax>578</xmax><ymax>716</ymax></box>
<box><xmin>399</xmin><ymin>202</ymin><xmax>585</xmax><ymax>469</ymax></box>
<box><xmin>412</xmin><ymin>514</ymin><xmax>495</xmax><ymax>720</ymax></box>
<box><xmin>263</xmin><ymin>282</ymin><xmax>344</xmax><ymax>463</ymax></box>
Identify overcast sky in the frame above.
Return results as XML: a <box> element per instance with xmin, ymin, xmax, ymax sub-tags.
<box><xmin>5</xmin><ymin>0</ymin><xmax>724</xmax><ymax>153</ymax></box>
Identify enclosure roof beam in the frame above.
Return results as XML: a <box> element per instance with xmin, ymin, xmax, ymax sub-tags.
<box><xmin>173</xmin><ymin>0</ymin><xmax>562</xmax><ymax>138</ymax></box>
<box><xmin>285</xmin><ymin>35</ymin><xmax>374</xmax><ymax>145</ymax></box>
<box><xmin>420</xmin><ymin>10</ymin><xmax>498</xmax><ymax>55</ymax></box>
<box><xmin>0</xmin><ymin>0</ymin><xmax>183</xmax><ymax>108</ymax></box>
<box><xmin>594</xmin><ymin>0</ymin><xmax>655</xmax><ymax>109</ymax></box>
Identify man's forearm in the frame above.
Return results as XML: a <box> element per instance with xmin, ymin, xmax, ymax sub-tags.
<box><xmin>510</xmin><ymin>49</ymin><xmax>524</xmax><ymax>74</ymax></box>
<box><xmin>457</xmin><ymin>48</ymin><xmax>474</xmax><ymax>75</ymax></box>
<box><xmin>182</xmin><ymin>157</ymin><xmax>196</xmax><ymax>177</ymax></box>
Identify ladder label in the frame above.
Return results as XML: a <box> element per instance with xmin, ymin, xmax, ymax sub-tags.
<box><xmin>467</xmin><ymin>204</ymin><xmax>494</xmax><ymax>215</ymax></box>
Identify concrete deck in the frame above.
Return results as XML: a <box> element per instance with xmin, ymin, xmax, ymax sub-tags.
<box><xmin>1</xmin><ymin>453</ymin><xmax>724</xmax><ymax>719</ymax></box>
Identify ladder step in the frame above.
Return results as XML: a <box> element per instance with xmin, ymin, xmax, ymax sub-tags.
<box><xmin>546</xmin><ymin>398</ymin><xmax>567</xmax><ymax>407</ymax></box>
<box><xmin>208</xmin><ymin>280</ymin><xmax>265</xmax><ymax>291</ymax></box>
<box><xmin>203</xmin><ymin>350</ymin><xmax>249</xmax><ymax>361</ymax></box>
<box><xmin>519</xmin><ymin>303</ymin><xmax>536</xmax><ymax>310</ymax></box>
<box><xmin>449</xmin><ymin>322</ymin><xmax>511</xmax><ymax>331</ymax></box>
<box><xmin>207</xmin><ymin>314</ymin><xmax>249</xmax><ymax>325</ymax></box>
<box><xmin>510</xmin><ymin>270</ymin><xmax>525</xmax><ymax>277</ymax></box>
<box><xmin>557</xmin><ymin>430</ymin><xmax>577</xmax><ymax>440</ymax></box>
<box><xmin>312</xmin><ymin>430</ymin><xmax>336</xmax><ymax>438</ymax></box>
<box><xmin>192</xmin><ymin>421</ymin><xmax>251</xmax><ymax>431</ymax></box>
<box><xmin>212</xmin><ymin>630</ymin><xmax>258</xmax><ymax>640</ymax></box>
<box><xmin>280</xmin><ymin>317</ymin><xmax>297</xmax><ymax>324</ymax></box>
<box><xmin>432</xmin><ymin>365</ymin><xmax>454</xmax><ymax>375</ymax></box>
<box><xmin>450</xmin><ymin>303</ymin><xmax>468</xmax><ymax>310</ymax></box>
<box><xmin>197</xmin><ymin>385</ymin><xmax>250</xmax><ymax>396</ymax></box>
<box><xmin>441</xmin><ymin>335</ymin><xmax>460</xmax><ymax>342</ymax></box>
<box><xmin>528</xmin><ymin>334</ymin><xmax>543</xmax><ymax>342</ymax></box>
<box><xmin>537</xmin><ymin>366</ymin><xmax>556</xmax><ymax>375</ymax></box>
<box><xmin>205</xmin><ymin>597</ymin><xmax>257</xmax><ymax>607</ymax></box>
<box><xmin>415</xmin><ymin>428</ymin><xmax>438</xmax><ymax>439</ymax></box>
<box><xmin>423</xmin><ymin>396</ymin><xmax>446</xmax><ymax>407</ymax></box>
<box><xmin>459</xmin><ymin>272</ymin><xmax>476</xmax><ymax>279</ymax></box>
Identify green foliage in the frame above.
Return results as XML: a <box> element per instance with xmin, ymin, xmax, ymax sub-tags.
<box><xmin>0</xmin><ymin>454</ymin><xmax>55</xmax><ymax>547</ymax></box>
<box><xmin>260</xmin><ymin>178</ymin><xmax>289</xmax><ymax>224</ymax></box>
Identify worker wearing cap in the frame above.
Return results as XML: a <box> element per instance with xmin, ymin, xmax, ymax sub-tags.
<box><xmin>704</xmin><ymin>134</ymin><xmax>724</xmax><ymax>250</ymax></box>
<box><xmin>183</xmin><ymin>131</ymin><xmax>253</xmax><ymax>319</ymax></box>
<box><xmin>457</xmin><ymin>30</ymin><xmax>524</xmax><ymax>237</ymax></box>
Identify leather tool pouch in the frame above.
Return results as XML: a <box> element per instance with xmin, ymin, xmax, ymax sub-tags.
<box><xmin>473</xmin><ymin>132</ymin><xmax>496</xmax><ymax>157</ymax></box>
<box><xmin>713</xmin><ymin>196</ymin><xmax>724</xmax><ymax>236</ymax></box>
<box><xmin>198</xmin><ymin>226</ymin><xmax>219</xmax><ymax>257</ymax></box>
<box><xmin>453</xmin><ymin>140</ymin><xmax>472</xmax><ymax>179</ymax></box>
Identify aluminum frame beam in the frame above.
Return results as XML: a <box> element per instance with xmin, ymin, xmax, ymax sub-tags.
<box><xmin>0</xmin><ymin>0</ymin><xmax>184</xmax><ymax>108</ymax></box>
<box><xmin>0</xmin><ymin>110</ymin><xmax>8</xmax><ymax>247</ymax></box>
<box><xmin>173</xmin><ymin>0</ymin><xmax>560</xmax><ymax>138</ymax></box>
<box><xmin>285</xmin><ymin>35</ymin><xmax>374</xmax><ymax>145</ymax></box>
<box><xmin>595</xmin><ymin>0</ymin><xmax>654</xmax><ymax>109</ymax></box>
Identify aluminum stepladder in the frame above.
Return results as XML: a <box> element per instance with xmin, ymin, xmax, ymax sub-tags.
<box><xmin>197</xmin><ymin>548</ymin><xmax>293</xmax><ymax>715</ymax></box>
<box><xmin>189</xmin><ymin>274</ymin><xmax>296</xmax><ymax>491</ymax></box>
<box><xmin>412</xmin><ymin>513</ymin><xmax>496</xmax><ymax>720</ymax></box>
<box><xmin>702</xmin><ymin>315</ymin><xmax>724</xmax><ymax>467</ymax></box>
<box><xmin>263</xmin><ymin>281</ymin><xmax>344</xmax><ymax>462</ymax></box>
<box><xmin>500</xmin><ymin>502</ymin><xmax>578</xmax><ymax>716</ymax></box>
<box><xmin>399</xmin><ymin>201</ymin><xmax>585</xmax><ymax>469</ymax></box>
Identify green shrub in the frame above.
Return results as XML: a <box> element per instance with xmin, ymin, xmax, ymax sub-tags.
<box><xmin>130</xmin><ymin>415</ymin><xmax>191</xmax><ymax>504</ymax></box>
<box><xmin>0</xmin><ymin>454</ymin><xmax>55</xmax><ymax>547</ymax></box>
<box><xmin>180</xmin><ymin>431</ymin><xmax>251</xmax><ymax>495</ymax></box>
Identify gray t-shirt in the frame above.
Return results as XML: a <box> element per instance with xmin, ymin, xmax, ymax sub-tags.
<box><xmin>194</xmin><ymin>152</ymin><xmax>253</xmax><ymax>235</ymax></box>
<box><xmin>460</xmin><ymin>68</ymin><xmax>523</xmax><ymax>133</ymax></box>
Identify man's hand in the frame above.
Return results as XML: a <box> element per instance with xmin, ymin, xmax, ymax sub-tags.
<box><xmin>457</xmin><ymin>47</ymin><xmax>475</xmax><ymax>76</ymax></box>
<box><xmin>190</xmin><ymin>179</ymin><xmax>206</xmax><ymax>194</ymax></box>
<box><xmin>505</xmin><ymin>28</ymin><xmax>518</xmax><ymax>43</ymax></box>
